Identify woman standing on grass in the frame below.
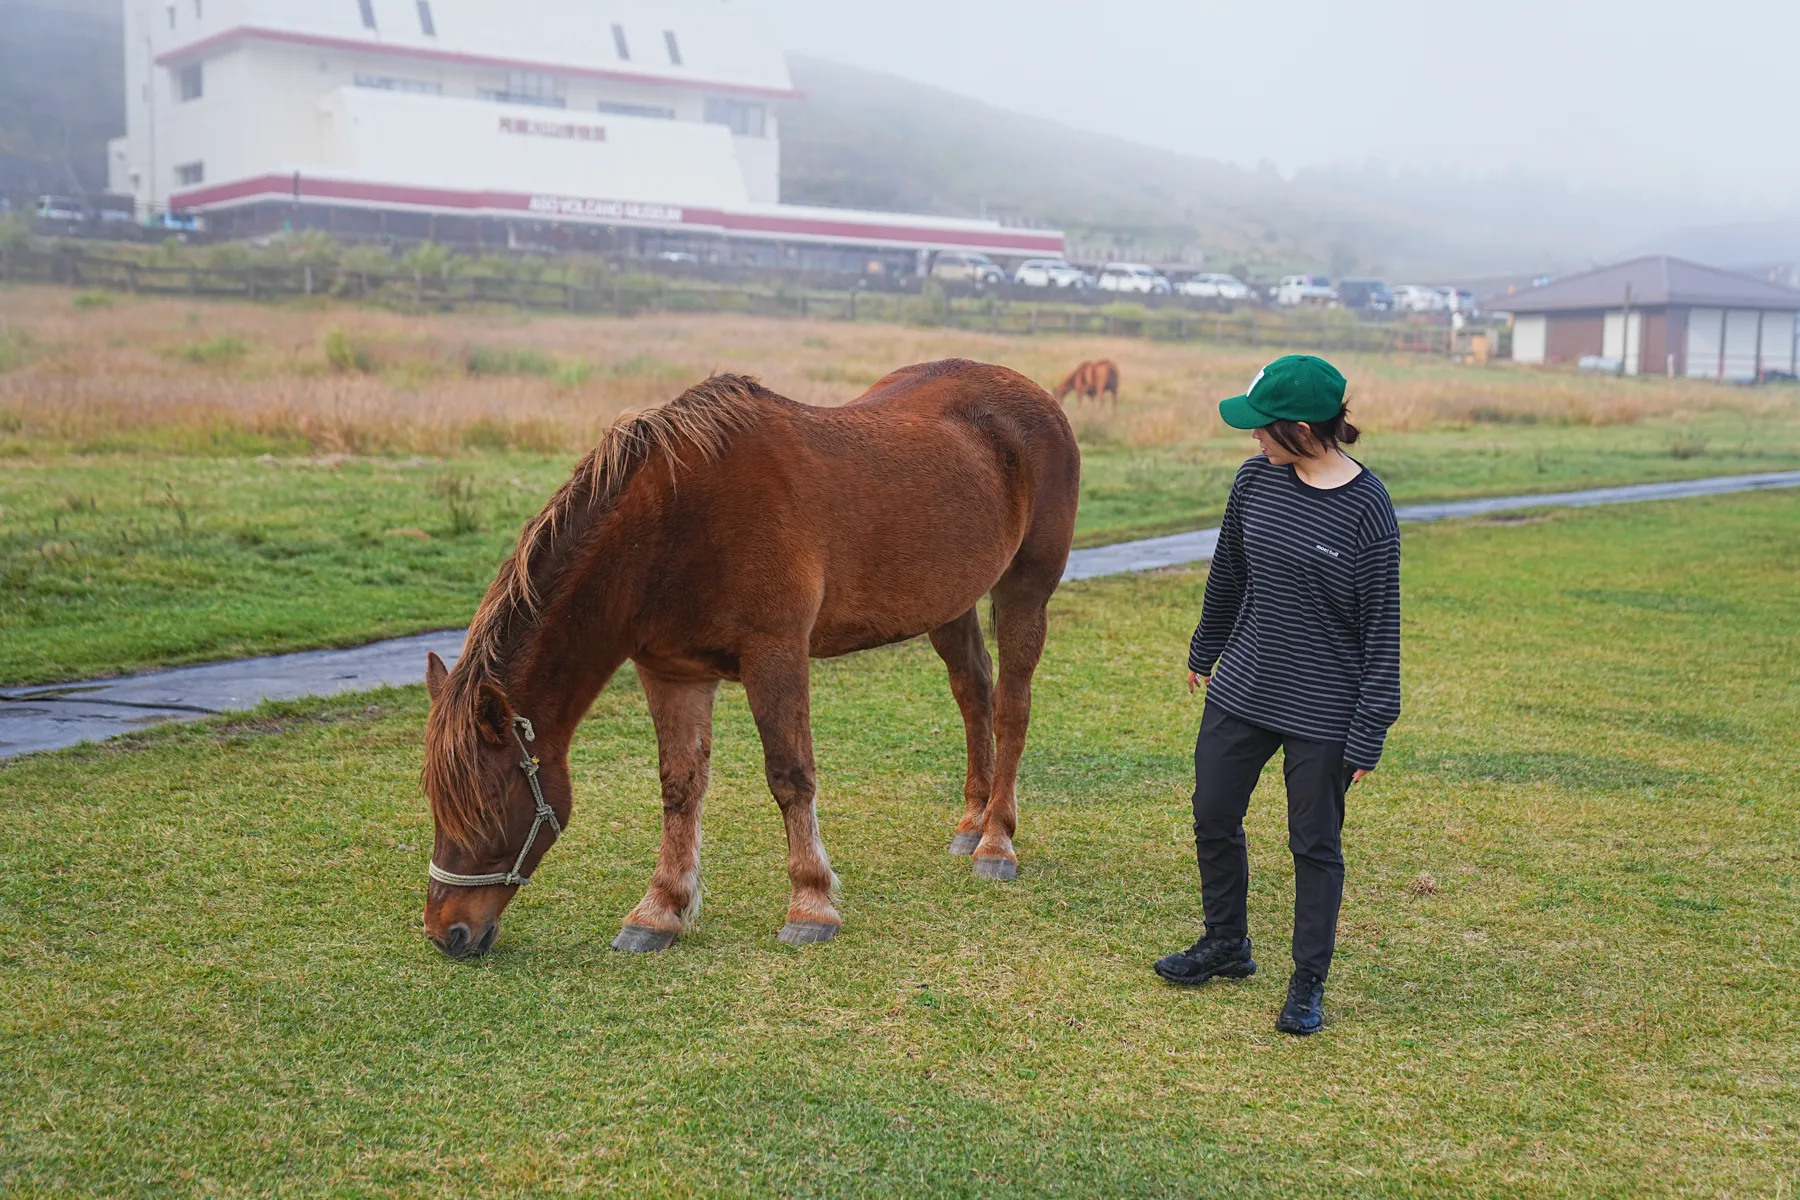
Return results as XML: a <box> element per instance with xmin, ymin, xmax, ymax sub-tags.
<box><xmin>1153</xmin><ymin>355</ymin><xmax>1401</xmax><ymax>1036</ymax></box>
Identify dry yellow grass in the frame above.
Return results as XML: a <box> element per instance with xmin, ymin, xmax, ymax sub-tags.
<box><xmin>0</xmin><ymin>284</ymin><xmax>1776</xmax><ymax>457</ymax></box>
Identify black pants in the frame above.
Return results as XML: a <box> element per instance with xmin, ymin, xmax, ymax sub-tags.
<box><xmin>1192</xmin><ymin>702</ymin><xmax>1352</xmax><ymax>980</ymax></box>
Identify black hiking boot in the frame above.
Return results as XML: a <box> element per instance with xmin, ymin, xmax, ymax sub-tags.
<box><xmin>1276</xmin><ymin>969</ymin><xmax>1326</xmax><ymax>1035</ymax></box>
<box><xmin>1153</xmin><ymin>934</ymin><xmax>1257</xmax><ymax>986</ymax></box>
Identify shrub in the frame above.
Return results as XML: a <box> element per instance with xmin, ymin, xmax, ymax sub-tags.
<box><xmin>0</xmin><ymin>328</ymin><xmax>32</xmax><ymax>372</ymax></box>
<box><xmin>552</xmin><ymin>358</ymin><xmax>596</xmax><ymax>388</ymax></box>
<box><xmin>607</xmin><ymin>353</ymin><xmax>685</xmax><ymax>381</ymax></box>
<box><xmin>430</xmin><ymin>473</ymin><xmax>480</xmax><ymax>535</ymax></box>
<box><xmin>72</xmin><ymin>291</ymin><xmax>114</xmax><ymax>310</ymax></box>
<box><xmin>177</xmin><ymin>335</ymin><xmax>250</xmax><ymax>366</ymax></box>
<box><xmin>1669</xmin><ymin>432</ymin><xmax>1709</xmax><ymax>460</ymax></box>
<box><xmin>0</xmin><ymin>213</ymin><xmax>29</xmax><ymax>253</ymax></box>
<box><xmin>464</xmin><ymin>343</ymin><xmax>555</xmax><ymax>377</ymax></box>
<box><xmin>323</xmin><ymin>328</ymin><xmax>377</xmax><ymax>373</ymax></box>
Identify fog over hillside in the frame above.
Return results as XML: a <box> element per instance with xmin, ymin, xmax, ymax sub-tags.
<box><xmin>0</xmin><ymin>0</ymin><xmax>121</xmax><ymax>198</ymax></box>
<box><xmin>2</xmin><ymin>0</ymin><xmax>1789</xmax><ymax>282</ymax></box>
<box><xmin>779</xmin><ymin>56</ymin><xmax>1789</xmax><ymax>282</ymax></box>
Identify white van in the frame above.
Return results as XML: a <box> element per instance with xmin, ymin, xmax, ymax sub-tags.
<box><xmin>1097</xmin><ymin>263</ymin><xmax>1171</xmax><ymax>295</ymax></box>
<box><xmin>1274</xmin><ymin>275</ymin><xmax>1337</xmax><ymax>306</ymax></box>
<box><xmin>1014</xmin><ymin>259</ymin><xmax>1091</xmax><ymax>289</ymax></box>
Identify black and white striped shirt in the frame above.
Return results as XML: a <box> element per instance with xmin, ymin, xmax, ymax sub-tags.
<box><xmin>1187</xmin><ymin>455</ymin><xmax>1401</xmax><ymax>769</ymax></box>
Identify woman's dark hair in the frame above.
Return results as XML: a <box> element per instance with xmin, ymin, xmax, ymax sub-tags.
<box><xmin>1263</xmin><ymin>410</ymin><xmax>1360</xmax><ymax>457</ymax></box>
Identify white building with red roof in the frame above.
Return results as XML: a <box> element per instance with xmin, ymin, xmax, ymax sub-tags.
<box><xmin>109</xmin><ymin>0</ymin><xmax>1063</xmax><ymax>267</ymax></box>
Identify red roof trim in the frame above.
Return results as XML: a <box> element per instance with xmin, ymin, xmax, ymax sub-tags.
<box><xmin>153</xmin><ymin>25</ymin><xmax>805</xmax><ymax>101</ymax></box>
<box><xmin>168</xmin><ymin>175</ymin><xmax>1067</xmax><ymax>254</ymax></box>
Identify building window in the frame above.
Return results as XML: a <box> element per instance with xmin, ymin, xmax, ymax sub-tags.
<box><xmin>664</xmin><ymin>31</ymin><xmax>682</xmax><ymax>65</ymax></box>
<box><xmin>479</xmin><ymin>71</ymin><xmax>565</xmax><ymax>108</ymax></box>
<box><xmin>175</xmin><ymin>162</ymin><xmax>204</xmax><ymax>187</ymax></box>
<box><xmin>416</xmin><ymin>0</ymin><xmax>435</xmax><ymax>36</ymax></box>
<box><xmin>704</xmin><ymin>98</ymin><xmax>765</xmax><ymax>138</ymax></box>
<box><xmin>597</xmin><ymin>100</ymin><xmax>674</xmax><ymax>119</ymax></box>
<box><xmin>357</xmin><ymin>0</ymin><xmax>376</xmax><ymax>30</ymax></box>
<box><xmin>176</xmin><ymin>64</ymin><xmax>203</xmax><ymax>101</ymax></box>
<box><xmin>611</xmin><ymin>23</ymin><xmax>630</xmax><ymax>60</ymax></box>
<box><xmin>355</xmin><ymin>73</ymin><xmax>442</xmax><ymax>94</ymax></box>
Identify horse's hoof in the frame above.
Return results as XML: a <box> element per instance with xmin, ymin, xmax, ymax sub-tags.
<box><xmin>971</xmin><ymin>856</ymin><xmax>1018</xmax><ymax>882</ymax></box>
<box><xmin>777</xmin><ymin>921</ymin><xmax>841</xmax><ymax>946</ymax></box>
<box><xmin>611</xmin><ymin>924</ymin><xmax>678</xmax><ymax>952</ymax></box>
<box><xmin>948</xmin><ymin>831</ymin><xmax>981</xmax><ymax>856</ymax></box>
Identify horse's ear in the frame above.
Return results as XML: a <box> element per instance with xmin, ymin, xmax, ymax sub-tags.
<box><xmin>424</xmin><ymin>652</ymin><xmax>448</xmax><ymax>702</ymax></box>
<box><xmin>474</xmin><ymin>682</ymin><xmax>515</xmax><ymax>747</ymax></box>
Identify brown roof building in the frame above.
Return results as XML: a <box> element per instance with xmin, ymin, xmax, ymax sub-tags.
<box><xmin>1491</xmin><ymin>256</ymin><xmax>1800</xmax><ymax>380</ymax></box>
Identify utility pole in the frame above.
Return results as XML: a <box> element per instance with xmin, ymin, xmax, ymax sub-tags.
<box><xmin>1618</xmin><ymin>282</ymin><xmax>1633</xmax><ymax>377</ymax></box>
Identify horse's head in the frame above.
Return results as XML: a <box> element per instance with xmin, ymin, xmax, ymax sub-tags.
<box><xmin>420</xmin><ymin>651</ymin><xmax>571</xmax><ymax>959</ymax></box>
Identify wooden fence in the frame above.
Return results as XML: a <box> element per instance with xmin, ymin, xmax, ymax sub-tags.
<box><xmin>0</xmin><ymin>244</ymin><xmax>1460</xmax><ymax>356</ymax></box>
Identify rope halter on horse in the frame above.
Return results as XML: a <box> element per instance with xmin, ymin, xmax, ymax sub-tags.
<box><xmin>427</xmin><ymin>715</ymin><xmax>562</xmax><ymax>889</ymax></box>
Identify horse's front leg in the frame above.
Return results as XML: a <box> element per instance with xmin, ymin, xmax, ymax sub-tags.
<box><xmin>613</xmin><ymin>673</ymin><xmax>718</xmax><ymax>952</ymax></box>
<box><xmin>741</xmin><ymin>642</ymin><xmax>841</xmax><ymax>945</ymax></box>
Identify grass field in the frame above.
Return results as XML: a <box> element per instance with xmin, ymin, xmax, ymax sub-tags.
<box><xmin>5</xmin><ymin>285</ymin><xmax>1799</xmax><ymax>685</ymax></box>
<box><xmin>3</xmin><ymin>492</ymin><xmax>1797</xmax><ymax>1196</ymax></box>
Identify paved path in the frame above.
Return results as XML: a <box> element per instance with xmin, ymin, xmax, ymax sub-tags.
<box><xmin>5</xmin><ymin>470</ymin><xmax>1798</xmax><ymax>758</ymax></box>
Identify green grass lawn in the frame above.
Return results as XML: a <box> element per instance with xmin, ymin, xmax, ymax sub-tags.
<box><xmin>1076</xmin><ymin>404</ymin><xmax>1800</xmax><ymax>545</ymax></box>
<box><xmin>3</xmin><ymin>493</ymin><xmax>1796</xmax><ymax>1196</ymax></box>
<box><xmin>5</xmin><ymin>404</ymin><xmax>1800</xmax><ymax>685</ymax></box>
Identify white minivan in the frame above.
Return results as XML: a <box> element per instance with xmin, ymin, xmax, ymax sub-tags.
<box><xmin>1390</xmin><ymin>284</ymin><xmax>1444</xmax><ymax>314</ymax></box>
<box><xmin>1014</xmin><ymin>259</ymin><xmax>1091</xmax><ymax>289</ymax></box>
<box><xmin>1097</xmin><ymin>263</ymin><xmax>1171</xmax><ymax>295</ymax></box>
<box><xmin>1274</xmin><ymin>275</ymin><xmax>1337</xmax><ymax>306</ymax></box>
<box><xmin>1177</xmin><ymin>273</ymin><xmax>1251</xmax><ymax>301</ymax></box>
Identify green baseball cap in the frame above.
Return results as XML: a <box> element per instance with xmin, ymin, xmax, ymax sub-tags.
<box><xmin>1218</xmin><ymin>354</ymin><xmax>1347</xmax><ymax>429</ymax></box>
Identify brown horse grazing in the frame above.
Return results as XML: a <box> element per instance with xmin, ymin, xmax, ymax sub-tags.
<box><xmin>420</xmin><ymin>360</ymin><xmax>1080</xmax><ymax>958</ymax></box>
<box><xmin>1052</xmin><ymin>359</ymin><xmax>1120</xmax><ymax>407</ymax></box>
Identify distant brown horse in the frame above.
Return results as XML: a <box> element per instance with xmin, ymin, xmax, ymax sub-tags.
<box><xmin>420</xmin><ymin>361</ymin><xmax>1080</xmax><ymax>958</ymax></box>
<box><xmin>1053</xmin><ymin>359</ymin><xmax>1119</xmax><ymax>407</ymax></box>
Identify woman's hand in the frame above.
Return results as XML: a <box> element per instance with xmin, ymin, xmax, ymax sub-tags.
<box><xmin>1186</xmin><ymin>670</ymin><xmax>1209</xmax><ymax>695</ymax></box>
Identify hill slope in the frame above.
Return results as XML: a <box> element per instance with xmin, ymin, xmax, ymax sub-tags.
<box><xmin>776</xmin><ymin>56</ymin><xmax>1745</xmax><ymax>280</ymax></box>
<box><xmin>0</xmin><ymin>0</ymin><xmax>122</xmax><ymax>200</ymax></box>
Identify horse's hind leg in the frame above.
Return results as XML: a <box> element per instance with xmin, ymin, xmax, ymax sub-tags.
<box><xmin>972</xmin><ymin>581</ymin><xmax>1052</xmax><ymax>882</ymax></box>
<box><xmin>929</xmin><ymin>607</ymin><xmax>995</xmax><ymax>855</ymax></box>
<box><xmin>613</xmin><ymin>673</ymin><xmax>718</xmax><ymax>952</ymax></box>
<box><xmin>741</xmin><ymin>642</ymin><xmax>842</xmax><ymax>945</ymax></box>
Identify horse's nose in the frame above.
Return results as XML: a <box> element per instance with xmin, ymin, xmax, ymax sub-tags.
<box><xmin>432</xmin><ymin>921</ymin><xmax>497</xmax><ymax>959</ymax></box>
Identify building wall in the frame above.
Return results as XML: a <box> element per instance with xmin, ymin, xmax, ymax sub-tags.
<box><xmin>1661</xmin><ymin>308</ymin><xmax>1689</xmax><ymax>376</ymax></box>
<box><xmin>1511</xmin><ymin>314</ymin><xmax>1546</xmax><ymax>364</ymax></box>
<box><xmin>125</xmin><ymin>0</ymin><xmax>787</xmax><ymax>211</ymax></box>
<box><xmin>1544</xmin><ymin>311</ymin><xmax>1606</xmax><ymax>364</ymax></box>
<box><xmin>1682</xmin><ymin>308</ymin><xmax>1800</xmax><ymax>380</ymax></box>
<box><xmin>315</xmin><ymin>86</ymin><xmax>752</xmax><ymax>208</ymax></box>
<box><xmin>1640</xmin><ymin>309</ymin><xmax>1671</xmax><ymax>377</ymax></box>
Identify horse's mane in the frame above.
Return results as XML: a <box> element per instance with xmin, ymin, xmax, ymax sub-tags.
<box><xmin>423</xmin><ymin>373</ymin><xmax>770</xmax><ymax>847</ymax></box>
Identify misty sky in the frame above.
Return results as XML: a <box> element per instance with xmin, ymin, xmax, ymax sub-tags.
<box><xmin>754</xmin><ymin>0</ymin><xmax>1798</xmax><ymax>212</ymax></box>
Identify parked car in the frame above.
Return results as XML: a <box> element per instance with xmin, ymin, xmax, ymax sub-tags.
<box><xmin>1337</xmin><ymin>278</ymin><xmax>1393</xmax><ymax>312</ymax></box>
<box><xmin>930</xmin><ymin>251</ymin><xmax>1006</xmax><ymax>286</ymax></box>
<box><xmin>1096</xmin><ymin>262</ymin><xmax>1171</xmax><ymax>295</ymax></box>
<box><xmin>1437</xmin><ymin>287</ymin><xmax>1479</xmax><ymax>316</ymax></box>
<box><xmin>1274</xmin><ymin>274</ymin><xmax>1337</xmax><ymax>306</ymax></box>
<box><xmin>1176</xmin><ymin>272</ymin><xmax>1251</xmax><ymax>301</ymax></box>
<box><xmin>1390</xmin><ymin>284</ymin><xmax>1443</xmax><ymax>314</ymax></box>
<box><xmin>34</xmin><ymin>194</ymin><xmax>88</xmax><ymax>229</ymax></box>
<box><xmin>154</xmin><ymin>209</ymin><xmax>206</xmax><ymax>233</ymax></box>
<box><xmin>653</xmin><ymin>250</ymin><xmax>699</xmax><ymax>264</ymax></box>
<box><xmin>1013</xmin><ymin>258</ymin><xmax>1091</xmax><ymax>289</ymax></box>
